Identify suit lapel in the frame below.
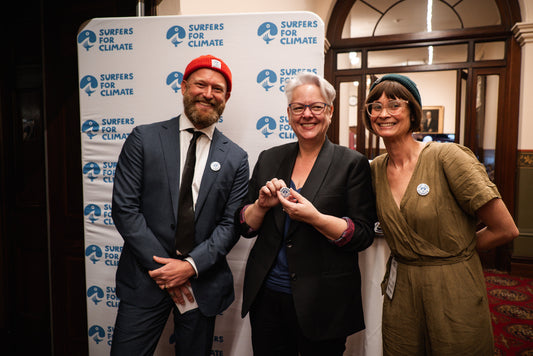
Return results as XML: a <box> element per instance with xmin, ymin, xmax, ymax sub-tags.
<box><xmin>195</xmin><ymin>128</ymin><xmax>227</xmax><ymax>217</ymax></box>
<box><xmin>160</xmin><ymin>116</ymin><xmax>181</xmax><ymax>221</ymax></box>
<box><xmin>300</xmin><ymin>138</ymin><xmax>335</xmax><ymax>202</ymax></box>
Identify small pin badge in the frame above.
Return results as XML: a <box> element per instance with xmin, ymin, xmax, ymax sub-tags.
<box><xmin>210</xmin><ymin>161</ymin><xmax>221</xmax><ymax>171</ymax></box>
<box><xmin>416</xmin><ymin>183</ymin><xmax>430</xmax><ymax>196</ymax></box>
<box><xmin>280</xmin><ymin>187</ymin><xmax>291</xmax><ymax>198</ymax></box>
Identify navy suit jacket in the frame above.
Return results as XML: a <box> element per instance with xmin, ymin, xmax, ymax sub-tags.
<box><xmin>112</xmin><ymin>116</ymin><xmax>249</xmax><ymax>316</ymax></box>
<box><xmin>239</xmin><ymin>139</ymin><xmax>376</xmax><ymax>340</ymax></box>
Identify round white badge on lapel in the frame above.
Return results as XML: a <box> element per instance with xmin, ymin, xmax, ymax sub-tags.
<box><xmin>416</xmin><ymin>183</ymin><xmax>430</xmax><ymax>196</ymax></box>
<box><xmin>210</xmin><ymin>161</ymin><xmax>221</xmax><ymax>172</ymax></box>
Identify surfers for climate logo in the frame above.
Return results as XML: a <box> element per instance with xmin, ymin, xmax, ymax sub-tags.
<box><xmin>257</xmin><ymin>20</ymin><xmax>319</xmax><ymax>45</ymax></box>
<box><xmin>166</xmin><ymin>23</ymin><xmax>224</xmax><ymax>48</ymax></box>
<box><xmin>82</xmin><ymin>118</ymin><xmax>134</xmax><ymax>141</ymax></box>
<box><xmin>77</xmin><ymin>28</ymin><xmax>134</xmax><ymax>52</ymax></box>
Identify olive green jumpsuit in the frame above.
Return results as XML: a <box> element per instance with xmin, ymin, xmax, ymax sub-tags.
<box><xmin>371</xmin><ymin>142</ymin><xmax>499</xmax><ymax>356</ymax></box>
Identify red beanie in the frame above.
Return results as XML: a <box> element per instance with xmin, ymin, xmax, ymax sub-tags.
<box><xmin>183</xmin><ymin>55</ymin><xmax>232</xmax><ymax>92</ymax></box>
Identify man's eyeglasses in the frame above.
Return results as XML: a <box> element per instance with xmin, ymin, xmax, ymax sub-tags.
<box><xmin>288</xmin><ymin>102</ymin><xmax>329</xmax><ymax>116</ymax></box>
<box><xmin>365</xmin><ymin>99</ymin><xmax>408</xmax><ymax>116</ymax></box>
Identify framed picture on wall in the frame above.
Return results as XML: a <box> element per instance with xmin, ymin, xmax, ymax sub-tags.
<box><xmin>419</xmin><ymin>106</ymin><xmax>444</xmax><ymax>133</ymax></box>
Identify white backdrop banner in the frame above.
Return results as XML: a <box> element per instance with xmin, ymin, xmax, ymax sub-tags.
<box><xmin>78</xmin><ymin>12</ymin><xmax>324</xmax><ymax>356</ymax></box>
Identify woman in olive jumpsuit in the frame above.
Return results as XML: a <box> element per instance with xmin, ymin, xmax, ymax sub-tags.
<box><xmin>363</xmin><ymin>74</ymin><xmax>519</xmax><ymax>356</ymax></box>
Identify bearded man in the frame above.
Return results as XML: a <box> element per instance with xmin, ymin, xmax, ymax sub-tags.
<box><xmin>110</xmin><ymin>55</ymin><xmax>249</xmax><ymax>356</ymax></box>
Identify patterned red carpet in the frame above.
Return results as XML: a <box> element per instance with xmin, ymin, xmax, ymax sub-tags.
<box><xmin>485</xmin><ymin>269</ymin><xmax>533</xmax><ymax>355</ymax></box>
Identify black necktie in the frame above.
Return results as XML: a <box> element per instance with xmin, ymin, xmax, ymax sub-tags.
<box><xmin>175</xmin><ymin>129</ymin><xmax>203</xmax><ymax>255</ymax></box>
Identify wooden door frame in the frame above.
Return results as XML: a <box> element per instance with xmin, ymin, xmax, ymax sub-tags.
<box><xmin>325</xmin><ymin>0</ymin><xmax>521</xmax><ymax>270</ymax></box>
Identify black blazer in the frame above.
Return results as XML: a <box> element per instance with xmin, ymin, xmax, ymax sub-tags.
<box><xmin>239</xmin><ymin>138</ymin><xmax>376</xmax><ymax>340</ymax></box>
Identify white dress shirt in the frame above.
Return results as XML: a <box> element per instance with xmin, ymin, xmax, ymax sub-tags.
<box><xmin>178</xmin><ymin>114</ymin><xmax>215</xmax><ymax>275</ymax></box>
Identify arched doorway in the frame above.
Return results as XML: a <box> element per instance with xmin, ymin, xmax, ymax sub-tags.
<box><xmin>325</xmin><ymin>0</ymin><xmax>521</xmax><ymax>270</ymax></box>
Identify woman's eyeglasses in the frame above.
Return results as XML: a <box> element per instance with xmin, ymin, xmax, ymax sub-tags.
<box><xmin>365</xmin><ymin>99</ymin><xmax>408</xmax><ymax>116</ymax></box>
<box><xmin>288</xmin><ymin>102</ymin><xmax>329</xmax><ymax>115</ymax></box>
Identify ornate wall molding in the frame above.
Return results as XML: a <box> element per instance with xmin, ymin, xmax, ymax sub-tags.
<box><xmin>512</xmin><ymin>22</ymin><xmax>533</xmax><ymax>46</ymax></box>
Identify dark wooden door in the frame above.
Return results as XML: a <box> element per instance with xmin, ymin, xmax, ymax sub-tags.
<box><xmin>0</xmin><ymin>1</ymin><xmax>51</xmax><ymax>353</ymax></box>
<box><xmin>0</xmin><ymin>1</ymin><xmax>138</xmax><ymax>354</ymax></box>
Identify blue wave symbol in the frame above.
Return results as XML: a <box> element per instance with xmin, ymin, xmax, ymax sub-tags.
<box><xmin>85</xmin><ymin>245</ymin><xmax>102</xmax><ymax>264</ymax></box>
<box><xmin>88</xmin><ymin>213</ymin><xmax>97</xmax><ymax>223</ymax></box>
<box><xmin>256</xmin><ymin>116</ymin><xmax>276</xmax><ymax>138</ymax></box>
<box><xmin>80</xmin><ymin>75</ymin><xmax>98</xmax><ymax>96</ymax></box>
<box><xmin>82</xmin><ymin>120</ymin><xmax>99</xmax><ymax>139</ymax></box>
<box><xmin>87</xmin><ymin>286</ymin><xmax>104</xmax><ymax>305</ymax></box>
<box><xmin>88</xmin><ymin>325</ymin><xmax>105</xmax><ymax>344</ymax></box>
<box><xmin>78</xmin><ymin>30</ymin><xmax>96</xmax><ymax>51</ymax></box>
<box><xmin>262</xmin><ymin>34</ymin><xmax>274</xmax><ymax>44</ymax></box>
<box><xmin>257</xmin><ymin>70</ymin><xmax>277</xmax><ymax>91</ymax></box>
<box><xmin>84</xmin><ymin>204</ymin><xmax>101</xmax><ymax>223</ymax></box>
<box><xmin>166</xmin><ymin>26</ymin><xmax>186</xmax><ymax>47</ymax></box>
<box><xmin>166</xmin><ymin>71</ymin><xmax>184</xmax><ymax>93</ymax></box>
<box><xmin>261</xmin><ymin>81</ymin><xmax>274</xmax><ymax>91</ymax></box>
<box><xmin>257</xmin><ymin>22</ymin><xmax>277</xmax><ymax>44</ymax></box>
<box><xmin>83</xmin><ymin>162</ymin><xmax>100</xmax><ymax>182</ymax></box>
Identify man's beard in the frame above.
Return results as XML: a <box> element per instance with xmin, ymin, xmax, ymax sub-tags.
<box><xmin>183</xmin><ymin>93</ymin><xmax>225</xmax><ymax>129</ymax></box>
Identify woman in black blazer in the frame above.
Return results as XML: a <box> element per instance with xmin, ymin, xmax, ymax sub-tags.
<box><xmin>237</xmin><ymin>72</ymin><xmax>377</xmax><ymax>356</ymax></box>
